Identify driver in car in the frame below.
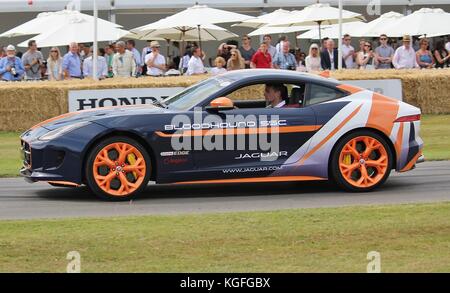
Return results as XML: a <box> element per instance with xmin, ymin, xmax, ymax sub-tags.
<box><xmin>264</xmin><ymin>83</ymin><xmax>289</xmax><ymax>108</ymax></box>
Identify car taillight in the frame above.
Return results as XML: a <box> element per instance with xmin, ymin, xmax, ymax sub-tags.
<box><xmin>394</xmin><ymin>114</ymin><xmax>421</xmax><ymax>122</ymax></box>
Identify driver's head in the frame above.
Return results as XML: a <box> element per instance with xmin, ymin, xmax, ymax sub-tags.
<box><xmin>264</xmin><ymin>83</ymin><xmax>287</xmax><ymax>107</ymax></box>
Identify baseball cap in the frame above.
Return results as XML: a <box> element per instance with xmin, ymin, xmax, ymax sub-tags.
<box><xmin>6</xmin><ymin>44</ymin><xmax>15</xmax><ymax>51</ymax></box>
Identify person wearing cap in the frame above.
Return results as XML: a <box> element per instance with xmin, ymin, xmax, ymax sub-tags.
<box><xmin>22</xmin><ymin>40</ymin><xmax>44</xmax><ymax>80</ymax></box>
<box><xmin>392</xmin><ymin>35</ymin><xmax>419</xmax><ymax>69</ymax></box>
<box><xmin>145</xmin><ymin>41</ymin><xmax>166</xmax><ymax>76</ymax></box>
<box><xmin>112</xmin><ymin>41</ymin><xmax>136</xmax><ymax>78</ymax></box>
<box><xmin>0</xmin><ymin>45</ymin><xmax>25</xmax><ymax>81</ymax></box>
<box><xmin>305</xmin><ymin>43</ymin><xmax>322</xmax><ymax>72</ymax></box>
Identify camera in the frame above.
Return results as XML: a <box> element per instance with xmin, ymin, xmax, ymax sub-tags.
<box><xmin>288</xmin><ymin>65</ymin><xmax>296</xmax><ymax>71</ymax></box>
<box><xmin>10</xmin><ymin>67</ymin><xmax>18</xmax><ymax>77</ymax></box>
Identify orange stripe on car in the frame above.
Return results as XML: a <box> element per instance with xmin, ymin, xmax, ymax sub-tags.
<box><xmin>400</xmin><ymin>151</ymin><xmax>422</xmax><ymax>172</ymax></box>
<box><xmin>336</xmin><ymin>84</ymin><xmax>364</xmax><ymax>94</ymax></box>
<box><xmin>366</xmin><ymin>92</ymin><xmax>399</xmax><ymax>136</ymax></box>
<box><xmin>30</xmin><ymin>112</ymin><xmax>76</xmax><ymax>130</ymax></box>
<box><xmin>174</xmin><ymin>176</ymin><xmax>326</xmax><ymax>185</ymax></box>
<box><xmin>155</xmin><ymin>125</ymin><xmax>322</xmax><ymax>137</ymax></box>
<box><xmin>47</xmin><ymin>181</ymin><xmax>80</xmax><ymax>187</ymax></box>
<box><xmin>296</xmin><ymin>104</ymin><xmax>363</xmax><ymax>166</ymax></box>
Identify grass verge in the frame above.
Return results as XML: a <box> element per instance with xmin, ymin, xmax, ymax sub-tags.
<box><xmin>0</xmin><ymin>202</ymin><xmax>450</xmax><ymax>272</ymax></box>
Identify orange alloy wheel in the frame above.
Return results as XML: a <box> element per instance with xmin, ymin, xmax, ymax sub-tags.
<box><xmin>338</xmin><ymin>136</ymin><xmax>389</xmax><ymax>188</ymax></box>
<box><xmin>93</xmin><ymin>142</ymin><xmax>147</xmax><ymax>197</ymax></box>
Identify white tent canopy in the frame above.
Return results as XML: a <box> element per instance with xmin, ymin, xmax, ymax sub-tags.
<box><xmin>135</xmin><ymin>4</ymin><xmax>252</xmax><ymax>29</ymax></box>
<box><xmin>248</xmin><ymin>24</ymin><xmax>319</xmax><ymax>37</ymax></box>
<box><xmin>17</xmin><ymin>15</ymin><xmax>129</xmax><ymax>47</ymax></box>
<box><xmin>232</xmin><ymin>9</ymin><xmax>293</xmax><ymax>29</ymax></box>
<box><xmin>383</xmin><ymin>8</ymin><xmax>450</xmax><ymax>38</ymax></box>
<box><xmin>352</xmin><ymin>11</ymin><xmax>404</xmax><ymax>37</ymax></box>
<box><xmin>133</xmin><ymin>23</ymin><xmax>238</xmax><ymax>42</ymax></box>
<box><xmin>269</xmin><ymin>3</ymin><xmax>365</xmax><ymax>27</ymax></box>
<box><xmin>131</xmin><ymin>4</ymin><xmax>251</xmax><ymax>53</ymax></box>
<box><xmin>297</xmin><ymin>21</ymin><xmax>367</xmax><ymax>40</ymax></box>
<box><xmin>0</xmin><ymin>9</ymin><xmax>122</xmax><ymax>38</ymax></box>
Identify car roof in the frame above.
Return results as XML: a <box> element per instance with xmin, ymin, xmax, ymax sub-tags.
<box><xmin>219</xmin><ymin>69</ymin><xmax>341</xmax><ymax>86</ymax></box>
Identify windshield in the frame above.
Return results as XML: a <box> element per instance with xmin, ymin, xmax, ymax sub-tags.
<box><xmin>164</xmin><ymin>76</ymin><xmax>232</xmax><ymax>111</ymax></box>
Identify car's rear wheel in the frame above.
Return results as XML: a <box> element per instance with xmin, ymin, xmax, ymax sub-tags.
<box><xmin>331</xmin><ymin>130</ymin><xmax>393</xmax><ymax>192</ymax></box>
<box><xmin>85</xmin><ymin>136</ymin><xmax>150</xmax><ymax>200</ymax></box>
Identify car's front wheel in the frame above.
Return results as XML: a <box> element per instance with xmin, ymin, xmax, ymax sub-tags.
<box><xmin>331</xmin><ymin>130</ymin><xmax>393</xmax><ymax>192</ymax></box>
<box><xmin>85</xmin><ymin>136</ymin><xmax>151</xmax><ymax>200</ymax></box>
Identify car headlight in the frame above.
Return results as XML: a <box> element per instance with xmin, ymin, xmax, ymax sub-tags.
<box><xmin>39</xmin><ymin>121</ymin><xmax>91</xmax><ymax>141</ymax></box>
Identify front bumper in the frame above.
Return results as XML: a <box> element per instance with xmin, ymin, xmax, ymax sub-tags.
<box><xmin>417</xmin><ymin>154</ymin><xmax>425</xmax><ymax>164</ymax></box>
<box><xmin>19</xmin><ymin>122</ymin><xmax>108</xmax><ymax>185</ymax></box>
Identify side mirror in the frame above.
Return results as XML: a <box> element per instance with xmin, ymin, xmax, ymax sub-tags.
<box><xmin>206</xmin><ymin>97</ymin><xmax>234</xmax><ymax>112</ymax></box>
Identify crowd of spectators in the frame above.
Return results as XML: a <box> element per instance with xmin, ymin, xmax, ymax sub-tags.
<box><xmin>1</xmin><ymin>34</ymin><xmax>449</xmax><ymax>81</ymax></box>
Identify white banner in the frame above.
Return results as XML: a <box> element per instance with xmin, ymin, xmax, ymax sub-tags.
<box><xmin>341</xmin><ymin>79</ymin><xmax>403</xmax><ymax>101</ymax></box>
<box><xmin>68</xmin><ymin>87</ymin><xmax>184</xmax><ymax>112</ymax></box>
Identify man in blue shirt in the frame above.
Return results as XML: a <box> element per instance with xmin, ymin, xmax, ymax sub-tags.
<box><xmin>126</xmin><ymin>40</ymin><xmax>142</xmax><ymax>75</ymax></box>
<box><xmin>62</xmin><ymin>42</ymin><xmax>82</xmax><ymax>79</ymax></box>
<box><xmin>273</xmin><ymin>41</ymin><xmax>297</xmax><ymax>70</ymax></box>
<box><xmin>0</xmin><ymin>45</ymin><xmax>25</xmax><ymax>81</ymax></box>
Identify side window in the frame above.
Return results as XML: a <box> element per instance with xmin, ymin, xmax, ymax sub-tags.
<box><xmin>306</xmin><ymin>83</ymin><xmax>345</xmax><ymax>106</ymax></box>
<box><xmin>227</xmin><ymin>84</ymin><xmax>265</xmax><ymax>101</ymax></box>
<box><xmin>223</xmin><ymin>82</ymin><xmax>306</xmax><ymax>109</ymax></box>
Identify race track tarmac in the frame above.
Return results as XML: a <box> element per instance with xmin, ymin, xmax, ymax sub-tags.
<box><xmin>0</xmin><ymin>161</ymin><xmax>449</xmax><ymax>220</ymax></box>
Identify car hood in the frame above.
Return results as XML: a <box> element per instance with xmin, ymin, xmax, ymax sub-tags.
<box><xmin>37</xmin><ymin>105</ymin><xmax>168</xmax><ymax>131</ymax></box>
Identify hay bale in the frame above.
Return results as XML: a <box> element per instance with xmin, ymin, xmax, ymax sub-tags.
<box><xmin>0</xmin><ymin>70</ymin><xmax>449</xmax><ymax>132</ymax></box>
<box><xmin>0</xmin><ymin>76</ymin><xmax>206</xmax><ymax>131</ymax></box>
<box><xmin>331</xmin><ymin>69</ymin><xmax>450</xmax><ymax>114</ymax></box>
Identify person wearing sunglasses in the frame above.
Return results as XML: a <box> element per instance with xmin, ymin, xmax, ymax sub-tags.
<box><xmin>341</xmin><ymin>34</ymin><xmax>355</xmax><ymax>69</ymax></box>
<box><xmin>357</xmin><ymin>41</ymin><xmax>378</xmax><ymax>70</ymax></box>
<box><xmin>416</xmin><ymin>38</ymin><xmax>435</xmax><ymax>69</ymax></box>
<box><xmin>46</xmin><ymin>47</ymin><xmax>63</xmax><ymax>81</ymax></box>
<box><xmin>393</xmin><ymin>35</ymin><xmax>419</xmax><ymax>69</ymax></box>
<box><xmin>305</xmin><ymin>43</ymin><xmax>322</xmax><ymax>72</ymax></box>
<box><xmin>239</xmin><ymin>35</ymin><xmax>256</xmax><ymax>69</ymax></box>
<box><xmin>375</xmin><ymin>34</ymin><xmax>395</xmax><ymax>69</ymax></box>
<box><xmin>226</xmin><ymin>48</ymin><xmax>245</xmax><ymax>71</ymax></box>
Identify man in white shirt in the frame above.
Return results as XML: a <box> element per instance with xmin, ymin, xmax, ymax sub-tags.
<box><xmin>445</xmin><ymin>38</ymin><xmax>450</xmax><ymax>53</ymax></box>
<box><xmin>112</xmin><ymin>41</ymin><xmax>136</xmax><ymax>77</ymax></box>
<box><xmin>264</xmin><ymin>83</ymin><xmax>288</xmax><ymax>108</ymax></box>
<box><xmin>393</xmin><ymin>35</ymin><xmax>419</xmax><ymax>69</ymax></box>
<box><xmin>82</xmin><ymin>47</ymin><xmax>108</xmax><ymax>79</ymax></box>
<box><xmin>341</xmin><ymin>34</ymin><xmax>355</xmax><ymax>69</ymax></box>
<box><xmin>145</xmin><ymin>41</ymin><xmax>166</xmax><ymax>76</ymax></box>
<box><xmin>186</xmin><ymin>46</ymin><xmax>205</xmax><ymax>76</ymax></box>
